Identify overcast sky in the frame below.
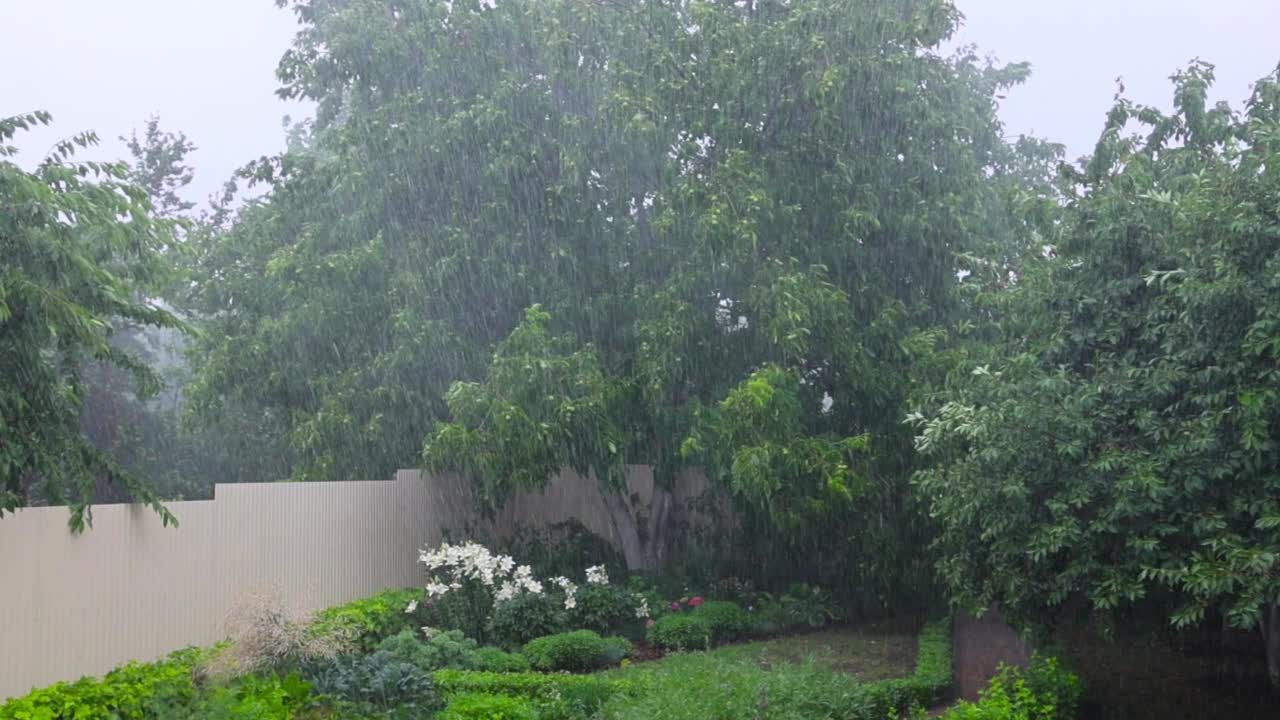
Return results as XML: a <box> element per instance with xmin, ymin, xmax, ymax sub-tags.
<box><xmin>3</xmin><ymin>1</ymin><xmax>1278</xmax><ymax>206</ymax></box>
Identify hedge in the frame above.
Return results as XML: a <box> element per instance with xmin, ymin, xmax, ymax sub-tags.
<box><xmin>432</xmin><ymin>670</ymin><xmax>634</xmax><ymax>719</ymax></box>
<box><xmin>840</xmin><ymin>618</ymin><xmax>953</xmax><ymax>719</ymax></box>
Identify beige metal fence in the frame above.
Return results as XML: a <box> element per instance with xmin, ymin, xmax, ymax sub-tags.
<box><xmin>0</xmin><ymin>466</ymin><xmax>708</xmax><ymax>701</ymax></box>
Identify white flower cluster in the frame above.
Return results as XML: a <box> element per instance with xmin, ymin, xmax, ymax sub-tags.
<box><xmin>416</xmin><ymin>541</ymin><xmax>645</xmax><ymax>625</ymax></box>
<box><xmin>585</xmin><ymin>564</ymin><xmax>610</xmax><ymax>586</ymax></box>
<box><xmin>419</xmin><ymin>541</ymin><xmax>541</xmax><ymax>602</ymax></box>
<box><xmin>552</xmin><ymin>576</ymin><xmax>579</xmax><ymax>610</ymax></box>
<box><xmin>495</xmin><ymin>565</ymin><xmax>544</xmax><ymax>601</ymax></box>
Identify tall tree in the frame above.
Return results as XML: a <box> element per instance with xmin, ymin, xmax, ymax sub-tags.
<box><xmin>0</xmin><ymin>112</ymin><xmax>185</xmax><ymax>529</ymax></box>
<box><xmin>913</xmin><ymin>63</ymin><xmax>1280</xmax><ymax>686</ymax></box>
<box><xmin>190</xmin><ymin>0</ymin><xmax>1026</xmax><ymax>587</ymax></box>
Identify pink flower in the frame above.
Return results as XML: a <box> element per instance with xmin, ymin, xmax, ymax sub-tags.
<box><xmin>689</xmin><ymin>596</ymin><xmax>704</xmax><ymax>607</ymax></box>
<box><xmin>670</xmin><ymin>601</ymin><xmax>682</xmax><ymax>612</ymax></box>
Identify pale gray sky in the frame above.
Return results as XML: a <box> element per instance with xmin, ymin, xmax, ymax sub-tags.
<box><xmin>3</xmin><ymin>1</ymin><xmax>1278</xmax><ymax>205</ymax></box>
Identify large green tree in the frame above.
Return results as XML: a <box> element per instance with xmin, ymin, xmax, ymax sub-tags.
<box><xmin>0</xmin><ymin>112</ymin><xmax>185</xmax><ymax>529</ymax></box>
<box><xmin>913</xmin><ymin>63</ymin><xmax>1280</xmax><ymax>685</ymax></box>
<box><xmin>190</xmin><ymin>0</ymin><xmax>1027</xmax><ymax>590</ymax></box>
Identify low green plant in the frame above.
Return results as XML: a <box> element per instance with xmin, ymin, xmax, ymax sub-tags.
<box><xmin>569</xmin><ymin>583</ymin><xmax>639</xmax><ymax>636</ymax></box>
<box><xmin>471</xmin><ymin>647</ymin><xmax>532</xmax><ymax>673</ymax></box>
<box><xmin>190</xmin><ymin>672</ymin><xmax>317</xmax><ymax>720</ymax></box>
<box><xmin>438</xmin><ymin>692</ymin><xmax>539</xmax><ymax>720</ymax></box>
<box><xmin>646</xmin><ymin>613</ymin><xmax>713</xmax><ymax>652</ymax></box>
<box><xmin>748</xmin><ymin>601</ymin><xmax>788</xmax><ymax>636</ymax></box>
<box><xmin>310</xmin><ymin>588</ymin><xmax>424</xmax><ymax>653</ymax></box>
<box><xmin>0</xmin><ymin>648</ymin><xmax>201</xmax><ymax>720</ymax></box>
<box><xmin>377</xmin><ymin>628</ymin><xmax>479</xmax><ymax>671</ymax></box>
<box><xmin>522</xmin><ymin>630</ymin><xmax>630</xmax><ymax>672</ymax></box>
<box><xmin>432</xmin><ymin>670</ymin><xmax>630</xmax><ymax>718</ymax></box>
<box><xmin>300</xmin><ymin>649</ymin><xmax>443</xmax><ymax>717</ymax></box>
<box><xmin>692</xmin><ymin>600</ymin><xmax>751</xmax><ymax>643</ymax></box>
<box><xmin>933</xmin><ymin>656</ymin><xmax>1080</xmax><ymax>720</ymax></box>
<box><xmin>781</xmin><ymin>584</ymin><xmax>838</xmax><ymax>628</ymax></box>
<box><xmin>488</xmin><ymin>591</ymin><xmax>569</xmax><ymax>648</ymax></box>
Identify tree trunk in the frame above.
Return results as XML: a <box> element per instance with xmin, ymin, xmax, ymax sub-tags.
<box><xmin>600</xmin><ymin>484</ymin><xmax>673</xmax><ymax>572</ymax></box>
<box><xmin>1265</xmin><ymin>600</ymin><xmax>1280</xmax><ymax>691</ymax></box>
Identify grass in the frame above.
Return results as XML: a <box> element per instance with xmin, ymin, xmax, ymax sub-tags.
<box><xmin>701</xmin><ymin>626</ymin><xmax>917</xmax><ymax>681</ymax></box>
<box><xmin>592</xmin><ymin>624</ymin><xmax>925</xmax><ymax>720</ymax></box>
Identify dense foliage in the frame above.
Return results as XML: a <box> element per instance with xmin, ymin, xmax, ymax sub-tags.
<box><xmin>912</xmin><ymin>63</ymin><xmax>1280</xmax><ymax>683</ymax></box>
<box><xmin>0</xmin><ymin>112</ymin><xmax>186</xmax><ymax>528</ymax></box>
<box><xmin>520</xmin><ymin>630</ymin><xmax>631</xmax><ymax>672</ymax></box>
<box><xmin>178</xmin><ymin>0</ymin><xmax>1032</xmax><ymax>593</ymax></box>
<box><xmin>924</xmin><ymin>657</ymin><xmax>1081</xmax><ymax>720</ymax></box>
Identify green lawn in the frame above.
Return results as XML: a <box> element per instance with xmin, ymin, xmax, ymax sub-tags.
<box><xmin>695</xmin><ymin>626</ymin><xmax>917</xmax><ymax>681</ymax></box>
<box><xmin>595</xmin><ymin>625</ymin><xmax>920</xmax><ymax>720</ymax></box>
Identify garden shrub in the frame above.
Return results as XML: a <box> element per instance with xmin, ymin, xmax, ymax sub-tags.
<box><xmin>497</xmin><ymin>519</ymin><xmax>625</xmax><ymax>580</ymax></box>
<box><xmin>926</xmin><ymin>655</ymin><xmax>1080</xmax><ymax>720</ymax></box>
<box><xmin>438</xmin><ymin>692</ymin><xmax>539</xmax><ymax>720</ymax></box>
<box><xmin>780</xmin><ymin>583</ymin><xmax>839</xmax><ymax>628</ymax></box>
<box><xmin>489</xmin><ymin>591</ymin><xmax>569</xmax><ymax>648</ymax></box>
<box><xmin>0</xmin><ymin>650</ymin><xmax>201</xmax><ymax>720</ymax></box>
<box><xmin>692</xmin><ymin>600</ymin><xmax>751</xmax><ymax>643</ymax></box>
<box><xmin>310</xmin><ymin>588</ymin><xmax>424</xmax><ymax>653</ymax></box>
<box><xmin>471</xmin><ymin>647</ymin><xmax>532</xmax><ymax>673</ymax></box>
<box><xmin>205</xmin><ymin>593</ymin><xmax>347</xmax><ymax>680</ymax></box>
<box><xmin>300</xmin><ymin>649</ymin><xmax>443</xmax><ymax>717</ymax></box>
<box><xmin>377</xmin><ymin>628</ymin><xmax>480</xmax><ymax>671</ymax></box>
<box><xmin>522</xmin><ymin>629</ymin><xmax>630</xmax><ymax>672</ymax></box>
<box><xmin>432</xmin><ymin>670</ymin><xmax>630</xmax><ymax>717</ymax></box>
<box><xmin>187</xmin><ymin>672</ymin><xmax>317</xmax><ymax>720</ymax></box>
<box><xmin>748</xmin><ymin>601</ymin><xmax>788</xmax><ymax>636</ymax></box>
<box><xmin>569</xmin><ymin>583</ymin><xmax>639</xmax><ymax>636</ymax></box>
<box><xmin>646</xmin><ymin>613</ymin><xmax>713</xmax><ymax>652</ymax></box>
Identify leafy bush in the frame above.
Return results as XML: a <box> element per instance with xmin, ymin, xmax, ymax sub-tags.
<box><xmin>646</xmin><ymin>613</ymin><xmax>713</xmax><ymax>652</ymax></box>
<box><xmin>377</xmin><ymin>628</ymin><xmax>480</xmax><ymax>671</ymax></box>
<box><xmin>748</xmin><ymin>601</ymin><xmax>788</xmax><ymax>636</ymax></box>
<box><xmin>432</xmin><ymin>670</ymin><xmax>630</xmax><ymax>718</ymax></box>
<box><xmin>489</xmin><ymin>591</ymin><xmax>569</xmax><ymax>648</ymax></box>
<box><xmin>187</xmin><ymin>673</ymin><xmax>316</xmax><ymax>720</ymax></box>
<box><xmin>472</xmin><ymin>647</ymin><xmax>532</xmax><ymax>673</ymax></box>
<box><xmin>0</xmin><ymin>649</ymin><xmax>200</xmax><ymax>720</ymax></box>
<box><xmin>930</xmin><ymin>656</ymin><xmax>1080</xmax><ymax>720</ymax></box>
<box><xmin>438</xmin><ymin>692</ymin><xmax>539</xmax><ymax>720</ymax></box>
<box><xmin>497</xmin><ymin>519</ymin><xmax>625</xmax><ymax>580</ymax></box>
<box><xmin>780</xmin><ymin>584</ymin><xmax>838</xmax><ymax>628</ymax></box>
<box><xmin>568</xmin><ymin>583</ymin><xmax>639</xmax><ymax>636</ymax></box>
<box><xmin>300</xmin><ymin>649</ymin><xmax>443</xmax><ymax>717</ymax></box>
<box><xmin>692</xmin><ymin>600</ymin><xmax>751</xmax><ymax>643</ymax></box>
<box><xmin>522</xmin><ymin>630</ymin><xmax>630</xmax><ymax>672</ymax></box>
<box><xmin>310</xmin><ymin>588</ymin><xmax>424</xmax><ymax>653</ymax></box>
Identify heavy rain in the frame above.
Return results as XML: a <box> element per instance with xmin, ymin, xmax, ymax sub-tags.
<box><xmin>2</xmin><ymin>1</ymin><xmax>1279</xmax><ymax>718</ymax></box>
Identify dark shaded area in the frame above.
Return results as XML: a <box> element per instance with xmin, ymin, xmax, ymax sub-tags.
<box><xmin>953</xmin><ymin>608</ymin><xmax>1278</xmax><ymax>718</ymax></box>
<box><xmin>952</xmin><ymin>608</ymin><xmax>1032</xmax><ymax>700</ymax></box>
<box><xmin>1064</xmin><ymin>623</ymin><xmax>1276</xmax><ymax>720</ymax></box>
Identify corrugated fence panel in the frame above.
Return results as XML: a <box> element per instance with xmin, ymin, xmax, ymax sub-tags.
<box><xmin>0</xmin><ymin>466</ymin><xmax>714</xmax><ymax>701</ymax></box>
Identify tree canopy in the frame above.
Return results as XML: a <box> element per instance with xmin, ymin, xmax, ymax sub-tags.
<box><xmin>185</xmin><ymin>0</ymin><xmax>1031</xmax><ymax>587</ymax></box>
<box><xmin>0</xmin><ymin>112</ymin><xmax>186</xmax><ymax>529</ymax></box>
<box><xmin>912</xmin><ymin>62</ymin><xmax>1280</xmax><ymax>682</ymax></box>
